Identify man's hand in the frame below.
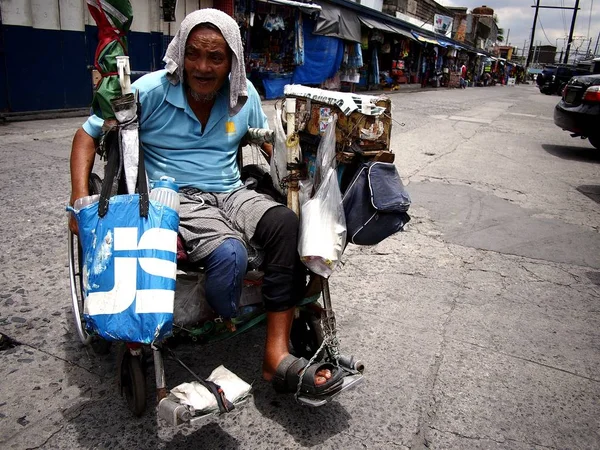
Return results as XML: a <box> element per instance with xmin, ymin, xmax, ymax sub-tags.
<box><xmin>261</xmin><ymin>142</ymin><xmax>273</xmax><ymax>163</ymax></box>
<box><xmin>68</xmin><ymin>212</ymin><xmax>80</xmax><ymax>236</ymax></box>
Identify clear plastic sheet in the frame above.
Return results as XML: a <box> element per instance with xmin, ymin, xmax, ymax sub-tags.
<box><xmin>298</xmin><ymin>116</ymin><xmax>346</xmax><ymax>278</ymax></box>
<box><xmin>271</xmin><ymin>104</ymin><xmax>290</xmax><ymax>195</ymax></box>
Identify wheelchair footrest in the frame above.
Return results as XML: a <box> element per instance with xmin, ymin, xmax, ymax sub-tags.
<box><xmin>295</xmin><ymin>371</ymin><xmax>364</xmax><ymax>408</ymax></box>
<box><xmin>157</xmin><ymin>394</ymin><xmax>250</xmax><ymax>426</ymax></box>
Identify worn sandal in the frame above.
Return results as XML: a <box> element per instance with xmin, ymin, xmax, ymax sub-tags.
<box><xmin>272</xmin><ymin>354</ymin><xmax>345</xmax><ymax>397</ymax></box>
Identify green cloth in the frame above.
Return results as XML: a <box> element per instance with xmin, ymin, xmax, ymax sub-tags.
<box><xmin>87</xmin><ymin>0</ymin><xmax>134</xmax><ymax>119</ymax></box>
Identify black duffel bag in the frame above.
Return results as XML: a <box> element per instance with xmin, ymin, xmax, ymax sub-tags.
<box><xmin>342</xmin><ymin>161</ymin><xmax>411</xmax><ymax>245</ymax></box>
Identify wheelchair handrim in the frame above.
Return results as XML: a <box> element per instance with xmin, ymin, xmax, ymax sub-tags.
<box><xmin>68</xmin><ymin>227</ymin><xmax>92</xmax><ymax>346</ymax></box>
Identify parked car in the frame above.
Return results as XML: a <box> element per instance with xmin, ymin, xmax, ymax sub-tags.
<box><xmin>554</xmin><ymin>74</ymin><xmax>600</xmax><ymax>149</ymax></box>
<box><xmin>539</xmin><ymin>65</ymin><xmax>590</xmax><ymax>95</ymax></box>
<box><xmin>536</xmin><ymin>65</ymin><xmax>557</xmax><ymax>91</ymax></box>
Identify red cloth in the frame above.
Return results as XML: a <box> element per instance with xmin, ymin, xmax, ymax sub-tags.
<box><xmin>461</xmin><ymin>65</ymin><xmax>467</xmax><ymax>78</ymax></box>
<box><xmin>214</xmin><ymin>0</ymin><xmax>234</xmax><ymax>16</ymax></box>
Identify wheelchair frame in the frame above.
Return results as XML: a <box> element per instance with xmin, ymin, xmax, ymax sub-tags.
<box><xmin>67</xmin><ymin>118</ymin><xmax>365</xmax><ymax>423</ymax></box>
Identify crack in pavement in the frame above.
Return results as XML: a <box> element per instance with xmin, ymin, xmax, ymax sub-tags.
<box><xmin>2</xmin><ymin>388</ymin><xmax>91</xmax><ymax>448</ymax></box>
<box><xmin>428</xmin><ymin>425</ymin><xmax>559</xmax><ymax>449</ymax></box>
<box><xmin>24</xmin><ymin>424</ymin><xmax>66</xmax><ymax>450</ymax></box>
<box><xmin>450</xmin><ymin>338</ymin><xmax>600</xmax><ymax>383</ymax></box>
<box><xmin>411</xmin><ymin>273</ymin><xmax>461</xmax><ymax>449</ymax></box>
<box><xmin>13</xmin><ymin>340</ymin><xmax>109</xmax><ymax>381</ymax></box>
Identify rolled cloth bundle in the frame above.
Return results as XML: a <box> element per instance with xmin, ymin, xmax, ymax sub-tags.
<box><xmin>163</xmin><ymin>9</ymin><xmax>248</xmax><ymax>116</ymax></box>
<box><xmin>87</xmin><ymin>0</ymin><xmax>134</xmax><ymax>120</ymax></box>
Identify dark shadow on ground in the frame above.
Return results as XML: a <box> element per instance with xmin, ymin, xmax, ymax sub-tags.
<box><xmin>542</xmin><ymin>144</ymin><xmax>600</xmax><ymax>163</ymax></box>
<box><xmin>586</xmin><ymin>271</ymin><xmax>600</xmax><ymax>286</ymax></box>
<box><xmin>577</xmin><ymin>185</ymin><xmax>600</xmax><ymax>204</ymax></box>
<box><xmin>60</xmin><ymin>324</ymin><xmax>266</xmax><ymax>449</ymax></box>
<box><xmin>252</xmin><ymin>383</ymin><xmax>352</xmax><ymax>447</ymax></box>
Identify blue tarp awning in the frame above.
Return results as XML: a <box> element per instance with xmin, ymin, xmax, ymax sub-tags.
<box><xmin>293</xmin><ymin>19</ymin><xmax>344</xmax><ymax>85</ymax></box>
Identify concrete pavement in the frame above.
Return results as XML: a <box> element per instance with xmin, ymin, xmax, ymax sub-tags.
<box><xmin>0</xmin><ymin>83</ymin><xmax>599</xmax><ymax>449</ymax></box>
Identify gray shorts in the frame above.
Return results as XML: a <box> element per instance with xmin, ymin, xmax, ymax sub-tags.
<box><xmin>179</xmin><ymin>185</ymin><xmax>282</xmax><ymax>262</ymax></box>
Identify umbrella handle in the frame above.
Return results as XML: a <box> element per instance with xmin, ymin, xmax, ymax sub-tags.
<box><xmin>116</xmin><ymin>56</ymin><xmax>132</xmax><ymax>95</ymax></box>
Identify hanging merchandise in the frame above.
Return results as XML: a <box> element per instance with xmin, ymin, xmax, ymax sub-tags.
<box><xmin>339</xmin><ymin>43</ymin><xmax>362</xmax><ymax>84</ymax></box>
<box><xmin>263</xmin><ymin>14</ymin><xmax>285</xmax><ymax>31</ymax></box>
<box><xmin>361</xmin><ymin>32</ymin><xmax>369</xmax><ymax>50</ymax></box>
<box><xmin>370</xmin><ymin>30</ymin><xmax>384</xmax><ymax>43</ymax></box>
<box><xmin>294</xmin><ymin>12</ymin><xmax>304</xmax><ymax>66</ymax></box>
<box><xmin>352</xmin><ymin>43</ymin><xmax>363</xmax><ymax>68</ymax></box>
<box><xmin>371</xmin><ymin>47</ymin><xmax>379</xmax><ymax>85</ymax></box>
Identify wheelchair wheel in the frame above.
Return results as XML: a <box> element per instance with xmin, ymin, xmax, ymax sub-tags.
<box><xmin>120</xmin><ymin>351</ymin><xmax>147</xmax><ymax>417</ymax></box>
<box><xmin>68</xmin><ymin>173</ymin><xmax>111</xmax><ymax>353</ymax></box>
<box><xmin>290</xmin><ymin>309</ymin><xmax>325</xmax><ymax>360</ymax></box>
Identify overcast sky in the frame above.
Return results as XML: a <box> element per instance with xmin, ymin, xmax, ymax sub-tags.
<box><xmin>437</xmin><ymin>0</ymin><xmax>600</xmax><ymax>56</ymax></box>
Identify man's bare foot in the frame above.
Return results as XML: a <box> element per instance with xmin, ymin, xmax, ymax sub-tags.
<box><xmin>263</xmin><ymin>352</ymin><xmax>332</xmax><ymax>386</ymax></box>
<box><xmin>263</xmin><ymin>309</ymin><xmax>331</xmax><ymax>387</ymax></box>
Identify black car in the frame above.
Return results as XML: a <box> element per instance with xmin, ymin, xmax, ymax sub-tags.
<box><xmin>540</xmin><ymin>65</ymin><xmax>590</xmax><ymax>95</ymax></box>
<box><xmin>554</xmin><ymin>74</ymin><xmax>600</xmax><ymax>149</ymax></box>
<box><xmin>537</xmin><ymin>65</ymin><xmax>557</xmax><ymax>91</ymax></box>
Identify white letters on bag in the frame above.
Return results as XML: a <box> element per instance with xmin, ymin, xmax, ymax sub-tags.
<box><xmin>84</xmin><ymin>227</ymin><xmax>177</xmax><ymax>316</ymax></box>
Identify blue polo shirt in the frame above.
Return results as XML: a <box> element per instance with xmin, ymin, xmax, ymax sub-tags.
<box><xmin>82</xmin><ymin>70</ymin><xmax>268</xmax><ymax>192</ymax></box>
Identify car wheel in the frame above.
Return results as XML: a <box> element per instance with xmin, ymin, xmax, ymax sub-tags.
<box><xmin>588</xmin><ymin>135</ymin><xmax>600</xmax><ymax>150</ymax></box>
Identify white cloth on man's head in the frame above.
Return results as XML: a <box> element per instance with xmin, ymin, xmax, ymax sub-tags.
<box><xmin>163</xmin><ymin>8</ymin><xmax>248</xmax><ymax>116</ymax></box>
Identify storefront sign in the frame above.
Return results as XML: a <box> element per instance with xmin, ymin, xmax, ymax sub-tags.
<box><xmin>433</xmin><ymin>14</ymin><xmax>453</xmax><ymax>35</ymax></box>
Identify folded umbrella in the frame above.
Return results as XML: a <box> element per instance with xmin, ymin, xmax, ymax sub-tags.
<box><xmin>87</xmin><ymin>0</ymin><xmax>133</xmax><ymax>120</ymax></box>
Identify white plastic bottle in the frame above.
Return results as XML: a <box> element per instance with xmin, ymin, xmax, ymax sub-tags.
<box><xmin>149</xmin><ymin>176</ymin><xmax>180</xmax><ymax>212</ymax></box>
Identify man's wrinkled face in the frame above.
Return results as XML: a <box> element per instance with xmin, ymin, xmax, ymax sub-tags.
<box><xmin>184</xmin><ymin>26</ymin><xmax>232</xmax><ymax>101</ymax></box>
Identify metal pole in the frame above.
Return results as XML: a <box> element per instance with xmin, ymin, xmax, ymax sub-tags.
<box><xmin>525</xmin><ymin>0</ymin><xmax>540</xmax><ymax>71</ymax></box>
<box><xmin>595</xmin><ymin>31</ymin><xmax>600</xmax><ymax>56</ymax></box>
<box><xmin>564</xmin><ymin>0</ymin><xmax>581</xmax><ymax>64</ymax></box>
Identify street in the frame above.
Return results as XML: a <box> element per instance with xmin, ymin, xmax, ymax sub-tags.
<box><xmin>1</xmin><ymin>82</ymin><xmax>599</xmax><ymax>449</ymax></box>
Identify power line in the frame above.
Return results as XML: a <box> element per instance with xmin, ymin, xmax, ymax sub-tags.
<box><xmin>538</xmin><ymin>17</ymin><xmax>555</xmax><ymax>45</ymax></box>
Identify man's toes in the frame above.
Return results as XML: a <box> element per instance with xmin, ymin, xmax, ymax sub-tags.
<box><xmin>316</xmin><ymin>368</ymin><xmax>332</xmax><ymax>380</ymax></box>
<box><xmin>315</xmin><ymin>375</ymin><xmax>327</xmax><ymax>385</ymax></box>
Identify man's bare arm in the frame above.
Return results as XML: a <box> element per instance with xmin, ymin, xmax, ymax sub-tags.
<box><xmin>69</xmin><ymin>128</ymin><xmax>97</xmax><ymax>234</ymax></box>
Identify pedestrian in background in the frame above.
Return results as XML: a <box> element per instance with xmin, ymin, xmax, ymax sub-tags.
<box><xmin>459</xmin><ymin>63</ymin><xmax>467</xmax><ymax>89</ymax></box>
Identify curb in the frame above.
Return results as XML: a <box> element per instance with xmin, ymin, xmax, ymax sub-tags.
<box><xmin>0</xmin><ymin>108</ymin><xmax>91</xmax><ymax>123</ymax></box>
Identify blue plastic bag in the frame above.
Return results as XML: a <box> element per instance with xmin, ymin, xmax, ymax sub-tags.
<box><xmin>71</xmin><ymin>195</ymin><xmax>179</xmax><ymax>343</ymax></box>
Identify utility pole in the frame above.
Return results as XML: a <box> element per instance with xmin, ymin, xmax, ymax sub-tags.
<box><xmin>525</xmin><ymin>0</ymin><xmax>540</xmax><ymax>72</ymax></box>
<box><xmin>527</xmin><ymin>2</ymin><xmax>581</xmax><ymax>67</ymax></box>
<box><xmin>564</xmin><ymin>0</ymin><xmax>581</xmax><ymax>64</ymax></box>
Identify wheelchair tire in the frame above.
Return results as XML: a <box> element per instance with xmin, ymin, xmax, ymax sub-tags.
<box><xmin>290</xmin><ymin>309</ymin><xmax>325</xmax><ymax>360</ymax></box>
<box><xmin>120</xmin><ymin>351</ymin><xmax>147</xmax><ymax>417</ymax></box>
<box><xmin>89</xmin><ymin>172</ymin><xmax>102</xmax><ymax>195</ymax></box>
<box><xmin>68</xmin><ymin>172</ymin><xmax>111</xmax><ymax>353</ymax></box>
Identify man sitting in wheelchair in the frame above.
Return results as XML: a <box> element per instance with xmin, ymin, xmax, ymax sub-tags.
<box><xmin>68</xmin><ymin>9</ymin><xmax>344</xmax><ymax>398</ymax></box>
